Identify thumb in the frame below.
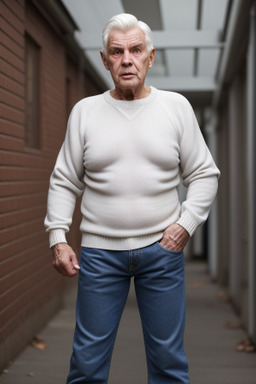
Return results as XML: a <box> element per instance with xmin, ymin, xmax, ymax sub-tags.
<box><xmin>71</xmin><ymin>253</ymin><xmax>80</xmax><ymax>270</ymax></box>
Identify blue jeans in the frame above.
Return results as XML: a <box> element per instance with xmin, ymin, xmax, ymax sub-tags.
<box><xmin>67</xmin><ymin>242</ymin><xmax>189</xmax><ymax>384</ymax></box>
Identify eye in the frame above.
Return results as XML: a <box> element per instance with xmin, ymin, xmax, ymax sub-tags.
<box><xmin>133</xmin><ymin>48</ymin><xmax>141</xmax><ymax>54</ymax></box>
<box><xmin>112</xmin><ymin>49</ymin><xmax>121</xmax><ymax>56</ymax></box>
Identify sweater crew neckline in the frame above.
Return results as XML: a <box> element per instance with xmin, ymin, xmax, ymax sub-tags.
<box><xmin>104</xmin><ymin>86</ymin><xmax>157</xmax><ymax>108</ymax></box>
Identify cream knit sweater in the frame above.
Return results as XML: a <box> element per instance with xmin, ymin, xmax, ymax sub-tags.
<box><xmin>45</xmin><ymin>87</ymin><xmax>220</xmax><ymax>250</ymax></box>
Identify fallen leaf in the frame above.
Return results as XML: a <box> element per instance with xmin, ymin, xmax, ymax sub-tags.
<box><xmin>245</xmin><ymin>345</ymin><xmax>256</xmax><ymax>353</ymax></box>
<box><xmin>31</xmin><ymin>335</ymin><xmax>48</xmax><ymax>350</ymax></box>
<box><xmin>237</xmin><ymin>338</ymin><xmax>251</xmax><ymax>346</ymax></box>
<box><xmin>235</xmin><ymin>338</ymin><xmax>256</xmax><ymax>353</ymax></box>
<box><xmin>236</xmin><ymin>344</ymin><xmax>245</xmax><ymax>352</ymax></box>
<box><xmin>2</xmin><ymin>369</ymin><xmax>9</xmax><ymax>374</ymax></box>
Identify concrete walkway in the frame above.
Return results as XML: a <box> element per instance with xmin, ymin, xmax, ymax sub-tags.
<box><xmin>1</xmin><ymin>261</ymin><xmax>256</xmax><ymax>384</ymax></box>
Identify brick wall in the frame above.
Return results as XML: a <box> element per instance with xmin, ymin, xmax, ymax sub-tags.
<box><xmin>0</xmin><ymin>0</ymin><xmax>105</xmax><ymax>369</ymax></box>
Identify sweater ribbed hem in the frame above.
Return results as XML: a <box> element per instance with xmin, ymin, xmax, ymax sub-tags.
<box><xmin>81</xmin><ymin>232</ymin><xmax>163</xmax><ymax>251</ymax></box>
<box><xmin>48</xmin><ymin>212</ymin><xmax>200</xmax><ymax>249</ymax></box>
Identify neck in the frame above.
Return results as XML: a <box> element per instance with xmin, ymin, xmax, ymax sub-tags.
<box><xmin>111</xmin><ymin>86</ymin><xmax>151</xmax><ymax>101</ymax></box>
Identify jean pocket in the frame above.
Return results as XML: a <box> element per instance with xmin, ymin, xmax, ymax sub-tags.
<box><xmin>156</xmin><ymin>242</ymin><xmax>183</xmax><ymax>255</ymax></box>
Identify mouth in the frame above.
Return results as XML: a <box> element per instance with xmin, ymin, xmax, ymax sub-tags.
<box><xmin>120</xmin><ymin>73</ymin><xmax>135</xmax><ymax>79</ymax></box>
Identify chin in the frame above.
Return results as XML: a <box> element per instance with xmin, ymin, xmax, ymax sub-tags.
<box><xmin>119</xmin><ymin>80</ymin><xmax>140</xmax><ymax>89</ymax></box>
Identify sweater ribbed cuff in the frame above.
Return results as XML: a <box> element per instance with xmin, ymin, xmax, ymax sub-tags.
<box><xmin>49</xmin><ymin>229</ymin><xmax>67</xmax><ymax>248</ymax></box>
<box><xmin>176</xmin><ymin>210</ymin><xmax>201</xmax><ymax>237</ymax></box>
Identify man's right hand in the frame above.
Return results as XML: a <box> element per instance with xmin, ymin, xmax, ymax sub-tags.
<box><xmin>51</xmin><ymin>243</ymin><xmax>80</xmax><ymax>277</ymax></box>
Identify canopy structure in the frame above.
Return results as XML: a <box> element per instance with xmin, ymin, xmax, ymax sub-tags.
<box><xmin>61</xmin><ymin>0</ymin><xmax>238</xmax><ymax>107</ymax></box>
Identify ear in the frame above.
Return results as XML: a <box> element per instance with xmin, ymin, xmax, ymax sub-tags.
<box><xmin>100</xmin><ymin>50</ymin><xmax>110</xmax><ymax>70</ymax></box>
<box><xmin>148</xmin><ymin>48</ymin><xmax>156</xmax><ymax>69</ymax></box>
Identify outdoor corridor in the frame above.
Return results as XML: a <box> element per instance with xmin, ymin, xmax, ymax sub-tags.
<box><xmin>2</xmin><ymin>0</ymin><xmax>256</xmax><ymax>378</ymax></box>
<box><xmin>1</xmin><ymin>261</ymin><xmax>255</xmax><ymax>384</ymax></box>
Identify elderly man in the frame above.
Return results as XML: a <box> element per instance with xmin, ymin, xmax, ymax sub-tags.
<box><xmin>45</xmin><ymin>13</ymin><xmax>220</xmax><ymax>384</ymax></box>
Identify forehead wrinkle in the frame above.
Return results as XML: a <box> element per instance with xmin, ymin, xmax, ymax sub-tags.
<box><xmin>109</xmin><ymin>40</ymin><xmax>144</xmax><ymax>50</ymax></box>
<box><xmin>108</xmin><ymin>29</ymin><xmax>146</xmax><ymax>50</ymax></box>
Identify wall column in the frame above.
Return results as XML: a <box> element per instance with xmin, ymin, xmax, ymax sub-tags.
<box><xmin>247</xmin><ymin>1</ymin><xmax>256</xmax><ymax>343</ymax></box>
<box><xmin>205</xmin><ymin>112</ymin><xmax>219</xmax><ymax>280</ymax></box>
<box><xmin>228</xmin><ymin>70</ymin><xmax>246</xmax><ymax>313</ymax></box>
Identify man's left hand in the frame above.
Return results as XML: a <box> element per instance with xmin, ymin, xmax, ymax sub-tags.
<box><xmin>159</xmin><ymin>223</ymin><xmax>190</xmax><ymax>252</ymax></box>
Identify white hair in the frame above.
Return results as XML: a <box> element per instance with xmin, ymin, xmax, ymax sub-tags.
<box><xmin>102</xmin><ymin>13</ymin><xmax>154</xmax><ymax>54</ymax></box>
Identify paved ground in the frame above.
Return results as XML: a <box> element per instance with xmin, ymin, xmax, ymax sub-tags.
<box><xmin>1</xmin><ymin>261</ymin><xmax>256</xmax><ymax>384</ymax></box>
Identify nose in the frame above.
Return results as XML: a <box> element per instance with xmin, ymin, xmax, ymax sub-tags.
<box><xmin>122</xmin><ymin>50</ymin><xmax>132</xmax><ymax>66</ymax></box>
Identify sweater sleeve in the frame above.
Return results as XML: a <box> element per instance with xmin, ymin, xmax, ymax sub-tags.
<box><xmin>175</xmin><ymin>97</ymin><xmax>220</xmax><ymax>236</ymax></box>
<box><xmin>44</xmin><ymin>103</ymin><xmax>85</xmax><ymax>247</ymax></box>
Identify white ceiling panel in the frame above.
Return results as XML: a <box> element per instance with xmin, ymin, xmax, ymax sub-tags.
<box><xmin>201</xmin><ymin>0</ymin><xmax>229</xmax><ymax>30</ymax></box>
<box><xmin>62</xmin><ymin>0</ymin><xmax>124</xmax><ymax>49</ymax></box>
<box><xmin>198</xmin><ymin>49</ymin><xmax>221</xmax><ymax>76</ymax></box>
<box><xmin>160</xmin><ymin>0</ymin><xmax>198</xmax><ymax>30</ymax></box>
<box><xmin>62</xmin><ymin>0</ymin><xmax>124</xmax><ymax>87</ymax></box>
<box><xmin>166</xmin><ymin>50</ymin><xmax>195</xmax><ymax>76</ymax></box>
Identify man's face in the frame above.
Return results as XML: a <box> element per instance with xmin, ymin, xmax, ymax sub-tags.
<box><xmin>101</xmin><ymin>27</ymin><xmax>155</xmax><ymax>95</ymax></box>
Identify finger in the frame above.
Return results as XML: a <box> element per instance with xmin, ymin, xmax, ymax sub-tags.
<box><xmin>67</xmin><ymin>257</ymin><xmax>80</xmax><ymax>276</ymax></box>
<box><xmin>160</xmin><ymin>233</ymin><xmax>181</xmax><ymax>251</ymax></box>
<box><xmin>61</xmin><ymin>261</ymin><xmax>78</xmax><ymax>277</ymax></box>
<box><xmin>53</xmin><ymin>260</ymin><xmax>69</xmax><ymax>276</ymax></box>
<box><xmin>53</xmin><ymin>256</ymin><xmax>72</xmax><ymax>276</ymax></box>
<box><xmin>159</xmin><ymin>233</ymin><xmax>169</xmax><ymax>247</ymax></box>
<box><xmin>70</xmin><ymin>255</ymin><xmax>80</xmax><ymax>270</ymax></box>
<box><xmin>57</xmin><ymin>264</ymin><xmax>76</xmax><ymax>277</ymax></box>
<box><xmin>52</xmin><ymin>245</ymin><xmax>79</xmax><ymax>277</ymax></box>
<box><xmin>67</xmin><ymin>263</ymin><xmax>79</xmax><ymax>276</ymax></box>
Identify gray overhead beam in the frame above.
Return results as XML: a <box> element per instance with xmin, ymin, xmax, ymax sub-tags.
<box><xmin>153</xmin><ymin>31</ymin><xmax>224</xmax><ymax>49</ymax></box>
<box><xmin>80</xmin><ymin>30</ymin><xmax>224</xmax><ymax>50</ymax></box>
<box><xmin>146</xmin><ymin>76</ymin><xmax>217</xmax><ymax>92</ymax></box>
<box><xmin>194</xmin><ymin>0</ymin><xmax>203</xmax><ymax>76</ymax></box>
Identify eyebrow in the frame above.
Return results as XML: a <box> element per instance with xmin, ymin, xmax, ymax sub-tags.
<box><xmin>109</xmin><ymin>42</ymin><xmax>144</xmax><ymax>50</ymax></box>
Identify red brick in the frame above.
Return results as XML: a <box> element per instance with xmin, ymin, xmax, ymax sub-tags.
<box><xmin>0</xmin><ymin>224</ymin><xmax>46</xmax><ymax>249</ymax></box>
<box><xmin>0</xmin><ymin>72</ymin><xmax>25</xmax><ymax>97</ymax></box>
<box><xmin>0</xmin><ymin>151</ymin><xmax>52</xmax><ymax>168</ymax></box>
<box><xmin>0</xmin><ymin>277</ymin><xmax>60</xmax><ymax>342</ymax></box>
<box><xmin>0</xmin><ymin>180</ymin><xmax>49</xmax><ymax>197</ymax></box>
<box><xmin>0</xmin><ymin>17</ymin><xmax>24</xmax><ymax>48</ymax></box>
<box><xmin>0</xmin><ymin>58</ymin><xmax>24</xmax><ymax>86</ymax></box>
<box><xmin>0</xmin><ymin>270</ymin><xmax>58</xmax><ymax>330</ymax></box>
<box><xmin>16</xmin><ymin>0</ymin><xmax>25</xmax><ymax>7</ymax></box>
<box><xmin>0</xmin><ymin>206</ymin><xmax>45</xmax><ymax>229</ymax></box>
<box><xmin>1</xmin><ymin>104</ymin><xmax>25</xmax><ymax>125</ymax></box>
<box><xmin>0</xmin><ymin>88</ymin><xmax>25</xmax><ymax>111</ymax></box>
<box><xmin>2</xmin><ymin>0</ymin><xmax>25</xmax><ymax>21</ymax></box>
<box><xmin>0</xmin><ymin>118</ymin><xmax>24</xmax><ymax>138</ymax></box>
<box><xmin>0</xmin><ymin>253</ymin><xmax>49</xmax><ymax>293</ymax></box>
<box><xmin>0</xmin><ymin>134</ymin><xmax>24</xmax><ymax>151</ymax></box>
<box><xmin>1</xmin><ymin>1</ymin><xmax>24</xmax><ymax>34</ymax></box>
<box><xmin>0</xmin><ymin>241</ymin><xmax>47</xmax><ymax>276</ymax></box>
